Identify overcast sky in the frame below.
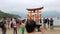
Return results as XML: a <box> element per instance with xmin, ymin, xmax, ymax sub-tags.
<box><xmin>0</xmin><ymin>0</ymin><xmax>60</xmax><ymax>14</ymax></box>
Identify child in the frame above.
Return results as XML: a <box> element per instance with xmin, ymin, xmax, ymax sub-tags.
<box><xmin>21</xmin><ymin>19</ymin><xmax>26</xmax><ymax>34</ymax></box>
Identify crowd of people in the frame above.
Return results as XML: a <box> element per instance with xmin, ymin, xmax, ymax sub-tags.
<box><xmin>43</xmin><ymin>18</ymin><xmax>54</xmax><ymax>30</ymax></box>
<box><xmin>0</xmin><ymin>17</ymin><xmax>54</xmax><ymax>34</ymax></box>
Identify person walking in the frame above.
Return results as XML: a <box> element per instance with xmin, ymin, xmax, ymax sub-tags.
<box><xmin>46</xmin><ymin>18</ymin><xmax>49</xmax><ymax>28</ymax></box>
<box><xmin>43</xmin><ymin>18</ymin><xmax>47</xmax><ymax>30</ymax></box>
<box><xmin>12</xmin><ymin>18</ymin><xmax>17</xmax><ymax>34</ymax></box>
<box><xmin>0</xmin><ymin>17</ymin><xmax>7</xmax><ymax>34</ymax></box>
<box><xmin>25</xmin><ymin>19</ymin><xmax>44</xmax><ymax>34</ymax></box>
<box><xmin>21</xmin><ymin>19</ymin><xmax>26</xmax><ymax>34</ymax></box>
<box><xmin>49</xmin><ymin>18</ymin><xmax>54</xmax><ymax>30</ymax></box>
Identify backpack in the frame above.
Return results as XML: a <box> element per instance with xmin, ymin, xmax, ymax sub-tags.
<box><xmin>11</xmin><ymin>21</ymin><xmax>14</xmax><ymax>28</ymax></box>
<box><xmin>0</xmin><ymin>20</ymin><xmax>6</xmax><ymax>29</ymax></box>
<box><xmin>0</xmin><ymin>22</ymin><xmax>4</xmax><ymax>28</ymax></box>
<box><xmin>0</xmin><ymin>20</ymin><xmax>5</xmax><ymax>28</ymax></box>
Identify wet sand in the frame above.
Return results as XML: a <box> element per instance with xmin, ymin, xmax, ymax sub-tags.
<box><xmin>0</xmin><ymin>27</ymin><xmax>60</xmax><ymax>34</ymax></box>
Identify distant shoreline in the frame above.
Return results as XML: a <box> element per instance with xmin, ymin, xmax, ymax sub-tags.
<box><xmin>54</xmin><ymin>25</ymin><xmax>60</xmax><ymax>27</ymax></box>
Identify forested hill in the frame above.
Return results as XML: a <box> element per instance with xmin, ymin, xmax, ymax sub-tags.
<box><xmin>0</xmin><ymin>10</ymin><xmax>20</xmax><ymax>19</ymax></box>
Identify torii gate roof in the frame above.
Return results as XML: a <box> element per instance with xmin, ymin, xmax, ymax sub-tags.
<box><xmin>27</xmin><ymin>7</ymin><xmax>43</xmax><ymax>11</ymax></box>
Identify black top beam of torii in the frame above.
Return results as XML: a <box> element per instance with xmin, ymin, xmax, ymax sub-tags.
<box><xmin>27</xmin><ymin>7</ymin><xmax>43</xmax><ymax>12</ymax></box>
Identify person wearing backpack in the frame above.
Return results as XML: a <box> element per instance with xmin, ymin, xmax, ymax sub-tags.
<box><xmin>12</xmin><ymin>18</ymin><xmax>17</xmax><ymax>34</ymax></box>
<box><xmin>0</xmin><ymin>17</ymin><xmax>7</xmax><ymax>34</ymax></box>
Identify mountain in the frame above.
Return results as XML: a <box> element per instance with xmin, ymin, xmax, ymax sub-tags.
<box><xmin>1</xmin><ymin>10</ymin><xmax>60</xmax><ymax>19</ymax></box>
<box><xmin>20</xmin><ymin>11</ymin><xmax>60</xmax><ymax>18</ymax></box>
<box><xmin>42</xmin><ymin>11</ymin><xmax>60</xmax><ymax>18</ymax></box>
<box><xmin>0</xmin><ymin>10</ymin><xmax>20</xmax><ymax>19</ymax></box>
<box><xmin>14</xmin><ymin>11</ymin><xmax>60</xmax><ymax>18</ymax></box>
<box><xmin>11</xmin><ymin>11</ymin><xmax>27</xmax><ymax>18</ymax></box>
<box><xmin>0</xmin><ymin>10</ymin><xmax>4</xmax><ymax>13</ymax></box>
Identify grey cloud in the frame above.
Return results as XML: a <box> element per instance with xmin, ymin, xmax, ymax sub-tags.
<box><xmin>0</xmin><ymin>0</ymin><xmax>60</xmax><ymax>14</ymax></box>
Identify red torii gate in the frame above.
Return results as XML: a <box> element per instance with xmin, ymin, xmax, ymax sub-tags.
<box><xmin>26</xmin><ymin>7</ymin><xmax>43</xmax><ymax>23</ymax></box>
